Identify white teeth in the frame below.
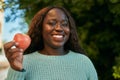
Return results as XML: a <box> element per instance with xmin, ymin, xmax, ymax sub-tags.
<box><xmin>53</xmin><ymin>35</ymin><xmax>63</xmax><ymax>38</ymax></box>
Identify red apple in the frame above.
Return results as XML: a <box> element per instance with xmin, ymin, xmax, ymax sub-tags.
<box><xmin>13</xmin><ymin>33</ymin><xmax>31</xmax><ymax>51</ymax></box>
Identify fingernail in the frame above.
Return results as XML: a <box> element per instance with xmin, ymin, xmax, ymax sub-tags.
<box><xmin>20</xmin><ymin>49</ymin><xmax>23</xmax><ymax>52</ymax></box>
<box><xmin>15</xmin><ymin>42</ymin><xmax>19</xmax><ymax>45</ymax></box>
<box><xmin>11</xmin><ymin>46</ymin><xmax>16</xmax><ymax>49</ymax></box>
<box><xmin>19</xmin><ymin>52</ymin><xmax>23</xmax><ymax>55</ymax></box>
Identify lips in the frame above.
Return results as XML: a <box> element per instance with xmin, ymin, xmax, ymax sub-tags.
<box><xmin>52</xmin><ymin>34</ymin><xmax>64</xmax><ymax>41</ymax></box>
<box><xmin>53</xmin><ymin>35</ymin><xmax>63</xmax><ymax>38</ymax></box>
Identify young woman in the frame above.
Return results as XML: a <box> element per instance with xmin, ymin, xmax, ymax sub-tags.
<box><xmin>4</xmin><ymin>6</ymin><xmax>98</xmax><ymax>80</ymax></box>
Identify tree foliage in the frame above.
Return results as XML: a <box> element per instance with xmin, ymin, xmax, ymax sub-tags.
<box><xmin>0</xmin><ymin>0</ymin><xmax>5</xmax><ymax>12</ymax></box>
<box><xmin>5</xmin><ymin>0</ymin><xmax>120</xmax><ymax>80</ymax></box>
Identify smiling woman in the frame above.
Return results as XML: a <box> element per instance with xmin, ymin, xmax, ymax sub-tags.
<box><xmin>41</xmin><ymin>8</ymin><xmax>70</xmax><ymax>52</ymax></box>
<box><xmin>4</xmin><ymin>6</ymin><xmax>98</xmax><ymax>80</ymax></box>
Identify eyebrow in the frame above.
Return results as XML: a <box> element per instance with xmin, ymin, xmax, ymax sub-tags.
<box><xmin>47</xmin><ymin>18</ymin><xmax>68</xmax><ymax>22</ymax></box>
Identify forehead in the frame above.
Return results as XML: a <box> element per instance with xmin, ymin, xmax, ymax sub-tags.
<box><xmin>45</xmin><ymin>8</ymin><xmax>67</xmax><ymax>20</ymax></box>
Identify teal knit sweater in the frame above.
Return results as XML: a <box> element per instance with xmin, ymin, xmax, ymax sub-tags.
<box><xmin>6</xmin><ymin>51</ymin><xmax>98</xmax><ymax>80</ymax></box>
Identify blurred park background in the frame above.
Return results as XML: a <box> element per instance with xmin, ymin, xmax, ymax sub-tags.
<box><xmin>0</xmin><ymin>0</ymin><xmax>120</xmax><ymax>80</ymax></box>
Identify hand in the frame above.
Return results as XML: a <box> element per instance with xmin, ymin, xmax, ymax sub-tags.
<box><xmin>3</xmin><ymin>41</ymin><xmax>24</xmax><ymax>71</ymax></box>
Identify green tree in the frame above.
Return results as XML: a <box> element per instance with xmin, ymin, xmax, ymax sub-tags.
<box><xmin>5</xmin><ymin>0</ymin><xmax>120</xmax><ymax>80</ymax></box>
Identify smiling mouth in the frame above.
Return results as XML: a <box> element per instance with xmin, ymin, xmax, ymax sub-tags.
<box><xmin>52</xmin><ymin>35</ymin><xmax>63</xmax><ymax>38</ymax></box>
<box><xmin>52</xmin><ymin>34</ymin><xmax>64</xmax><ymax>41</ymax></box>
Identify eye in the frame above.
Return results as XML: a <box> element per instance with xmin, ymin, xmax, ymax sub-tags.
<box><xmin>61</xmin><ymin>21</ymin><xmax>69</xmax><ymax>27</ymax></box>
<box><xmin>47</xmin><ymin>21</ymin><xmax>56</xmax><ymax>26</ymax></box>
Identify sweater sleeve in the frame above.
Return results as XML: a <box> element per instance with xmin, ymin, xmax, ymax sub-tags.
<box><xmin>5</xmin><ymin>67</ymin><xmax>26</xmax><ymax>80</ymax></box>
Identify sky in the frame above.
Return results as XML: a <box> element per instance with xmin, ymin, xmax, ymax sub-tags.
<box><xmin>2</xmin><ymin>6</ymin><xmax>28</xmax><ymax>42</ymax></box>
<box><xmin>2</xmin><ymin>18</ymin><xmax>28</xmax><ymax>42</ymax></box>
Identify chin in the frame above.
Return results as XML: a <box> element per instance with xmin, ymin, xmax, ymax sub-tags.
<box><xmin>52</xmin><ymin>43</ymin><xmax>65</xmax><ymax>49</ymax></box>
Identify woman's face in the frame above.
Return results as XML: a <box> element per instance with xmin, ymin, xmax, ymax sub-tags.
<box><xmin>42</xmin><ymin>8</ymin><xmax>70</xmax><ymax>49</ymax></box>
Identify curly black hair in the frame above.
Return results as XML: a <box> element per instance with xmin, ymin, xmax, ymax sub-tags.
<box><xmin>24</xmin><ymin>6</ymin><xmax>85</xmax><ymax>54</ymax></box>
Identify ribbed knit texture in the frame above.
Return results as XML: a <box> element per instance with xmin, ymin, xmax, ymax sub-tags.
<box><xmin>5</xmin><ymin>51</ymin><xmax>98</xmax><ymax>80</ymax></box>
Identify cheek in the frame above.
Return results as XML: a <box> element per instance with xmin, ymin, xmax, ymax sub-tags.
<box><xmin>65</xmin><ymin>28</ymin><xmax>70</xmax><ymax>39</ymax></box>
<box><xmin>42</xmin><ymin>25</ymin><xmax>54</xmax><ymax>41</ymax></box>
<box><xmin>66</xmin><ymin>28</ymin><xmax>70</xmax><ymax>35</ymax></box>
<box><xmin>42</xmin><ymin>25</ymin><xmax>53</xmax><ymax>34</ymax></box>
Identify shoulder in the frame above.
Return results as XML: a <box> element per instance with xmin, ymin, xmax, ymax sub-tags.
<box><xmin>69</xmin><ymin>50</ymin><xmax>95</xmax><ymax>68</ymax></box>
<box><xmin>70</xmin><ymin>51</ymin><xmax>98</xmax><ymax>79</ymax></box>
<box><xmin>70</xmin><ymin>50</ymin><xmax>91</xmax><ymax>62</ymax></box>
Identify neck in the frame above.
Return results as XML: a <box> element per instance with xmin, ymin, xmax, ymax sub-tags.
<box><xmin>39</xmin><ymin>47</ymin><xmax>68</xmax><ymax>56</ymax></box>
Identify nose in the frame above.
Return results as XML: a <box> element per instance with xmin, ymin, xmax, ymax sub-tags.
<box><xmin>54</xmin><ymin>23</ymin><xmax>63</xmax><ymax>32</ymax></box>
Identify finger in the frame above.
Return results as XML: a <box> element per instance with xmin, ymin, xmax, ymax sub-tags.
<box><xmin>9</xmin><ymin>52</ymin><xmax>23</xmax><ymax>71</ymax></box>
<box><xmin>6</xmin><ymin>48</ymin><xmax>23</xmax><ymax>60</ymax></box>
<box><xmin>11</xmin><ymin>60</ymin><xmax>23</xmax><ymax>71</ymax></box>
<box><xmin>4</xmin><ymin>41</ymin><xmax>16</xmax><ymax>51</ymax></box>
<box><xmin>8</xmin><ymin>48</ymin><xmax>23</xmax><ymax>54</ymax></box>
<box><xmin>10</xmin><ymin>52</ymin><xmax>23</xmax><ymax>62</ymax></box>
